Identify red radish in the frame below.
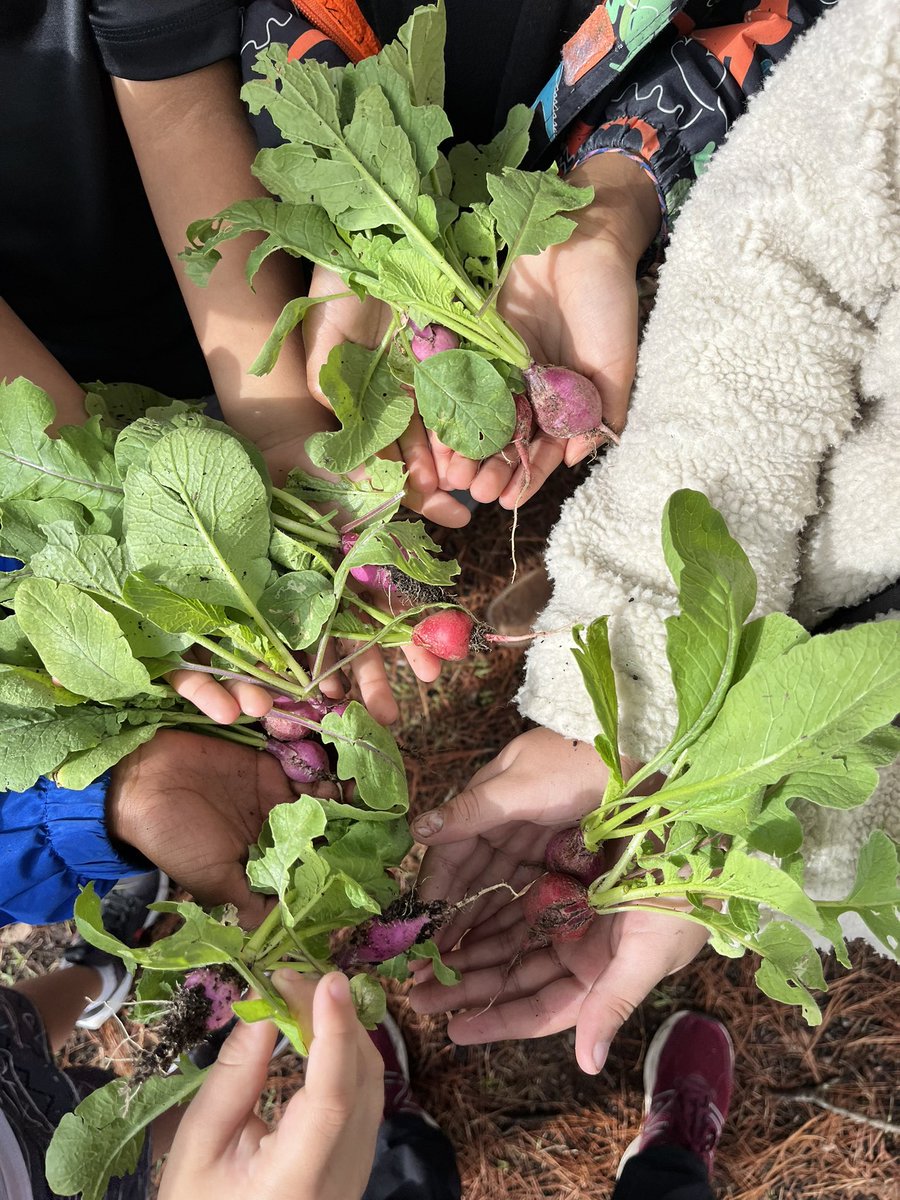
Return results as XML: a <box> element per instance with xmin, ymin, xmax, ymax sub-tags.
<box><xmin>412</xmin><ymin>610</ymin><xmax>478</xmax><ymax>660</ymax></box>
<box><xmin>411</xmin><ymin>610</ymin><xmax>555</xmax><ymax>660</ymax></box>
<box><xmin>183</xmin><ymin>967</ymin><xmax>242</xmax><ymax>1032</ymax></box>
<box><xmin>265</xmin><ymin>738</ymin><xmax>330</xmax><ymax>783</ymax></box>
<box><xmin>544</xmin><ymin>827</ymin><xmax>605</xmax><ymax>888</ymax></box>
<box><xmin>522</xmin><ymin>872</ymin><xmax>594</xmax><ymax>943</ymax></box>
<box><xmin>336</xmin><ymin>896</ymin><xmax>448</xmax><ymax>968</ymax></box>
<box><xmin>409</xmin><ymin>321</ymin><xmax>460</xmax><ymax>361</ymax></box>
<box><xmin>524</xmin><ymin>364</ymin><xmax>620</xmax><ymax>445</ymax></box>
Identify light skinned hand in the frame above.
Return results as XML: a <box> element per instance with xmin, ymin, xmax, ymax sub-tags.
<box><xmin>159</xmin><ymin>971</ymin><xmax>384</xmax><ymax>1200</ymax></box>
<box><xmin>406</xmin><ymin>727</ymin><xmax>708</xmax><ymax>1074</ymax></box>
<box><xmin>106</xmin><ymin>729</ymin><xmax>337</xmax><ymax>925</ymax></box>
<box><xmin>431</xmin><ymin>152</ymin><xmax>661</xmax><ymax>507</ymax></box>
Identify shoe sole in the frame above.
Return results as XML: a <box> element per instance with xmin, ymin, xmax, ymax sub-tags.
<box><xmin>75</xmin><ymin>969</ymin><xmax>135</xmax><ymax>1031</ymax></box>
<box><xmin>615</xmin><ymin>1011</ymin><xmax>735</xmax><ymax>1179</ymax></box>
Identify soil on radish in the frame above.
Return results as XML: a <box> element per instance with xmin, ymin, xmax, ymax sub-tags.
<box><xmin>133</xmin><ymin>965</ymin><xmax>243</xmax><ymax>1080</ymax></box>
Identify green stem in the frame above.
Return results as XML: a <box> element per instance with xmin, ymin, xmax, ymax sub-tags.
<box><xmin>272</xmin><ymin>513</ymin><xmax>340</xmax><ymax>547</ymax></box>
<box><xmin>308</xmin><ymin>602</ymin><xmax>444</xmax><ymax>689</ymax></box>
<box><xmin>272</xmin><ymin>487</ymin><xmax>337</xmax><ymax>527</ymax></box>
<box><xmin>592</xmin><ymin>902</ymin><xmax>754</xmax><ymax>954</ymax></box>
<box><xmin>243</xmin><ymin>904</ymin><xmax>284</xmax><ymax>960</ymax></box>
<box><xmin>197</xmin><ymin>725</ymin><xmax>266</xmax><ymax>749</ymax></box>
<box><xmin>191</xmin><ymin>635</ymin><xmax>310</xmax><ymax>700</ymax></box>
<box><xmin>592</xmin><ymin>812</ymin><xmax>659</xmax><ymax>893</ymax></box>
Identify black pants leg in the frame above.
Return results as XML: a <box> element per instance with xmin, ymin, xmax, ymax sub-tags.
<box><xmin>612</xmin><ymin>1145</ymin><xmax>716</xmax><ymax>1200</ymax></box>
<box><xmin>362</xmin><ymin>1113</ymin><xmax>461</xmax><ymax>1200</ymax></box>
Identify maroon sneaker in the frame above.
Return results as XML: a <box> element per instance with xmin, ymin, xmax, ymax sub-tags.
<box><xmin>617</xmin><ymin>1011</ymin><xmax>734</xmax><ymax>1179</ymax></box>
<box><xmin>368</xmin><ymin>1010</ymin><xmax>438</xmax><ymax>1127</ymax></box>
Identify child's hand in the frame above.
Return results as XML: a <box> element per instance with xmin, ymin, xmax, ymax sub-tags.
<box><xmin>160</xmin><ymin>971</ymin><xmax>384</xmax><ymax>1200</ymax></box>
<box><xmin>442</xmin><ymin>152</ymin><xmax>660</xmax><ymax>507</ymax></box>
<box><xmin>407</xmin><ymin>727</ymin><xmax>707</xmax><ymax>1074</ymax></box>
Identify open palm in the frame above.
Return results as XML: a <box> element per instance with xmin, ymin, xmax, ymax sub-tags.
<box><xmin>106</xmin><ymin>729</ymin><xmax>303</xmax><ymax>925</ymax></box>
<box><xmin>408</xmin><ymin>728</ymin><xmax>708</xmax><ymax>1073</ymax></box>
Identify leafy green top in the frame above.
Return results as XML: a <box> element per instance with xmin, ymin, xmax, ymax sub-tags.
<box><xmin>573</xmin><ymin>489</ymin><xmax>900</xmax><ymax>1025</ymax></box>
<box><xmin>180</xmin><ymin>2</ymin><xmax>593</xmax><ymax>472</ymax></box>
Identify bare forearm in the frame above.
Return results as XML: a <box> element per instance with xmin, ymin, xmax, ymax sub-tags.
<box><xmin>112</xmin><ymin>61</ymin><xmax>320</xmax><ymax>448</ymax></box>
<box><xmin>566</xmin><ymin>152</ymin><xmax>662</xmax><ymax>265</ymax></box>
<box><xmin>0</xmin><ymin>298</ymin><xmax>87</xmax><ymax>428</ymax></box>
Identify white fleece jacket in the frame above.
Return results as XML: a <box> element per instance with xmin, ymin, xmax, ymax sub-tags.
<box><xmin>517</xmin><ymin>0</ymin><xmax>900</xmax><ymax>942</ymax></box>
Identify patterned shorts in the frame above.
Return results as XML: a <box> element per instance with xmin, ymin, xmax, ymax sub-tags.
<box><xmin>0</xmin><ymin>986</ymin><xmax>151</xmax><ymax>1200</ymax></box>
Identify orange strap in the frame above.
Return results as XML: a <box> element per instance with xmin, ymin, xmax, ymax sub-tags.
<box><xmin>291</xmin><ymin>0</ymin><xmax>381</xmax><ymax>63</ymax></box>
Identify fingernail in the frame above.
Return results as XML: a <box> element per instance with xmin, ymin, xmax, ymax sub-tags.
<box><xmin>413</xmin><ymin>810</ymin><xmax>443</xmax><ymax>838</ymax></box>
<box><xmin>593</xmin><ymin>1041</ymin><xmax>610</xmax><ymax>1073</ymax></box>
<box><xmin>325</xmin><ymin>971</ymin><xmax>351</xmax><ymax>1003</ymax></box>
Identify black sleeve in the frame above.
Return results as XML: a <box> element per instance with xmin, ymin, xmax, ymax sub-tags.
<box><xmin>88</xmin><ymin>0</ymin><xmax>242</xmax><ymax>80</ymax></box>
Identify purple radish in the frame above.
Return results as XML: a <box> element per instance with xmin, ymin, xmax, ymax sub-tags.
<box><xmin>341</xmin><ymin>531</ymin><xmax>396</xmax><ymax>593</ymax></box>
<box><xmin>265</xmin><ymin>738</ymin><xmax>330</xmax><ymax>783</ymax></box>
<box><xmin>522</xmin><ymin>872</ymin><xmax>594</xmax><ymax>943</ymax></box>
<box><xmin>134</xmin><ymin>965</ymin><xmax>243</xmax><ymax>1079</ymax></box>
<box><xmin>183</xmin><ymin>967</ymin><xmax>242</xmax><ymax>1032</ymax></box>
<box><xmin>409</xmin><ymin>321</ymin><xmax>460</xmax><ymax>361</ymax></box>
<box><xmin>262</xmin><ymin>699</ymin><xmax>321</xmax><ymax>741</ymax></box>
<box><xmin>336</xmin><ymin>897</ymin><xmax>448</xmax><ymax>968</ymax></box>
<box><xmin>544</xmin><ymin>827</ymin><xmax>605</xmax><ymax>887</ymax></box>
<box><xmin>524</xmin><ymin>364</ymin><xmax>620</xmax><ymax>444</ymax></box>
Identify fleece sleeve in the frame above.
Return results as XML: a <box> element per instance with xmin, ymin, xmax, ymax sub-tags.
<box><xmin>518</xmin><ymin>0</ymin><xmax>900</xmax><ymax>763</ymax></box>
<box><xmin>564</xmin><ymin>0</ymin><xmax>832</xmax><ymax>231</ymax></box>
<box><xmin>0</xmin><ymin>775</ymin><xmax>143</xmax><ymax>927</ymax></box>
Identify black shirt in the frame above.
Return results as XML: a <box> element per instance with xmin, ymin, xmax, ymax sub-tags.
<box><xmin>0</xmin><ymin>1</ymin><xmax>241</xmax><ymax>398</ymax></box>
<box><xmin>359</xmin><ymin>0</ymin><xmax>594</xmax><ymax>144</ymax></box>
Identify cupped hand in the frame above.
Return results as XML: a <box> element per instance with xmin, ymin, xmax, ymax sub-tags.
<box><xmin>160</xmin><ymin>971</ymin><xmax>383</xmax><ymax>1200</ymax></box>
<box><xmin>407</xmin><ymin>727</ymin><xmax>708</xmax><ymax>1074</ymax></box>
<box><xmin>106</xmin><ymin>728</ymin><xmax>321</xmax><ymax>925</ymax></box>
<box><xmin>435</xmin><ymin>152</ymin><xmax>661</xmax><ymax>508</ymax></box>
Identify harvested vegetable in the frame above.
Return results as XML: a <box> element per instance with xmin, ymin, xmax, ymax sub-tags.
<box><xmin>543</xmin><ymin>826</ymin><xmax>605</xmax><ymax>888</ymax></box>
<box><xmin>181</xmin><ymin>4</ymin><xmax>612</xmax><ymax>477</ymax></box>
<box><xmin>522</xmin><ymin>872</ymin><xmax>594</xmax><ymax>943</ymax></box>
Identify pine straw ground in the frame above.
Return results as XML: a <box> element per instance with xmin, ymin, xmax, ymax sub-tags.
<box><xmin>1</xmin><ymin>470</ymin><xmax>898</xmax><ymax>1199</ymax></box>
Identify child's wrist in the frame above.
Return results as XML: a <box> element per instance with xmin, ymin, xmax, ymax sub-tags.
<box><xmin>566</xmin><ymin>152</ymin><xmax>662</xmax><ymax>266</ymax></box>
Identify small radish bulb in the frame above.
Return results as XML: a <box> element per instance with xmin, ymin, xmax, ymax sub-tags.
<box><xmin>522</xmin><ymin>872</ymin><xmax>594</xmax><ymax>943</ymax></box>
<box><xmin>409</xmin><ymin>321</ymin><xmax>460</xmax><ymax>362</ymax></box>
<box><xmin>265</xmin><ymin>738</ymin><xmax>330</xmax><ymax>783</ymax></box>
<box><xmin>524</xmin><ymin>364</ymin><xmax>620</xmax><ymax>444</ymax></box>
<box><xmin>411</xmin><ymin>610</ymin><xmax>476</xmax><ymax>660</ymax></box>
<box><xmin>183</xmin><ymin>967</ymin><xmax>242</xmax><ymax>1032</ymax></box>
<box><xmin>261</xmin><ymin>699</ymin><xmax>320</xmax><ymax>741</ymax></box>
<box><xmin>544</xmin><ymin>827</ymin><xmax>605</xmax><ymax>887</ymax></box>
